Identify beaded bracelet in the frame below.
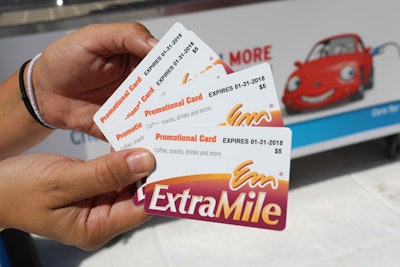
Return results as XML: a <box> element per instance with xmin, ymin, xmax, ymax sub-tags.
<box><xmin>19</xmin><ymin>54</ymin><xmax>56</xmax><ymax>129</ymax></box>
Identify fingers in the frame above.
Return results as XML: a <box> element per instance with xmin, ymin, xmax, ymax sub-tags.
<box><xmin>79</xmin><ymin>190</ymin><xmax>152</xmax><ymax>251</ymax></box>
<box><xmin>59</xmin><ymin>148</ymin><xmax>155</xmax><ymax>201</ymax></box>
<box><xmin>76</xmin><ymin>22</ymin><xmax>158</xmax><ymax>58</ymax></box>
<box><xmin>0</xmin><ymin>151</ymin><xmax>154</xmax><ymax>250</ymax></box>
<box><xmin>59</xmin><ymin>149</ymin><xmax>155</xmax><ymax>250</ymax></box>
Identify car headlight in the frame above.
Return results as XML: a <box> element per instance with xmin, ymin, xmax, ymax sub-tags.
<box><xmin>340</xmin><ymin>66</ymin><xmax>355</xmax><ymax>81</ymax></box>
<box><xmin>287</xmin><ymin>75</ymin><xmax>301</xmax><ymax>92</ymax></box>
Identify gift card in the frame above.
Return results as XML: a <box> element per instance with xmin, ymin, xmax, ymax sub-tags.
<box><xmin>93</xmin><ymin>23</ymin><xmax>292</xmax><ymax>232</ymax></box>
<box><xmin>142</xmin><ymin>124</ymin><xmax>292</xmax><ymax>230</ymax></box>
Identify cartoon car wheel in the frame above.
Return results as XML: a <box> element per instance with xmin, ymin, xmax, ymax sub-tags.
<box><xmin>350</xmin><ymin>69</ymin><xmax>365</xmax><ymax>101</ymax></box>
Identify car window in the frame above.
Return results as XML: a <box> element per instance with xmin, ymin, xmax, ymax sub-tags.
<box><xmin>307</xmin><ymin>36</ymin><xmax>356</xmax><ymax>61</ymax></box>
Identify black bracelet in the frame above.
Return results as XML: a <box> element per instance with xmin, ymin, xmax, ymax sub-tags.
<box><xmin>19</xmin><ymin>59</ymin><xmax>53</xmax><ymax>129</ymax></box>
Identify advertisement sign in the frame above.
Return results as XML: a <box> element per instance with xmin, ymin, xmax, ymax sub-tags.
<box><xmin>1</xmin><ymin>0</ymin><xmax>399</xmax><ymax>159</ymax></box>
<box><xmin>141</xmin><ymin>0</ymin><xmax>400</xmax><ymax>158</ymax></box>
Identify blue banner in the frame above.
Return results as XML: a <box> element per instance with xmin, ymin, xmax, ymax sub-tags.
<box><xmin>288</xmin><ymin>101</ymin><xmax>400</xmax><ymax>148</ymax></box>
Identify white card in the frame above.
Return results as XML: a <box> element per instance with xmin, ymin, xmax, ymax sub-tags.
<box><xmin>143</xmin><ymin>124</ymin><xmax>292</xmax><ymax>230</ymax></box>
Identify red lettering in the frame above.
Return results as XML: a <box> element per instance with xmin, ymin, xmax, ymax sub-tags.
<box><xmin>264</xmin><ymin>45</ymin><xmax>272</xmax><ymax>61</ymax></box>
<box><xmin>243</xmin><ymin>49</ymin><xmax>251</xmax><ymax>64</ymax></box>
<box><xmin>228</xmin><ymin>45</ymin><xmax>272</xmax><ymax>67</ymax></box>
<box><xmin>254</xmin><ymin>47</ymin><xmax>262</xmax><ymax>62</ymax></box>
<box><xmin>229</xmin><ymin>51</ymin><xmax>241</xmax><ymax>66</ymax></box>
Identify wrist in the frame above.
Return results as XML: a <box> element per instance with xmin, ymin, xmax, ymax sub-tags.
<box><xmin>20</xmin><ymin>54</ymin><xmax>56</xmax><ymax>129</ymax></box>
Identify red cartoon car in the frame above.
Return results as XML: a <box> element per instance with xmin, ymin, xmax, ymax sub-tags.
<box><xmin>282</xmin><ymin>33</ymin><xmax>374</xmax><ymax>114</ymax></box>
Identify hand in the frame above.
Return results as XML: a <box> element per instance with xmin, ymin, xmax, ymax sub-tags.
<box><xmin>32</xmin><ymin>22</ymin><xmax>157</xmax><ymax>139</ymax></box>
<box><xmin>0</xmin><ymin>148</ymin><xmax>155</xmax><ymax>250</ymax></box>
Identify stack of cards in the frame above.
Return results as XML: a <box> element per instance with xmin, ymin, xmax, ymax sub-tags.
<box><xmin>94</xmin><ymin>23</ymin><xmax>292</xmax><ymax>231</ymax></box>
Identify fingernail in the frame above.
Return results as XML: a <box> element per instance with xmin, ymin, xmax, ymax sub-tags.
<box><xmin>126</xmin><ymin>150</ymin><xmax>154</xmax><ymax>174</ymax></box>
<box><xmin>147</xmin><ymin>37</ymin><xmax>159</xmax><ymax>47</ymax></box>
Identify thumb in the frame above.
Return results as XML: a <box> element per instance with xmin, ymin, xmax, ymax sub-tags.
<box><xmin>62</xmin><ymin>148</ymin><xmax>155</xmax><ymax>200</ymax></box>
